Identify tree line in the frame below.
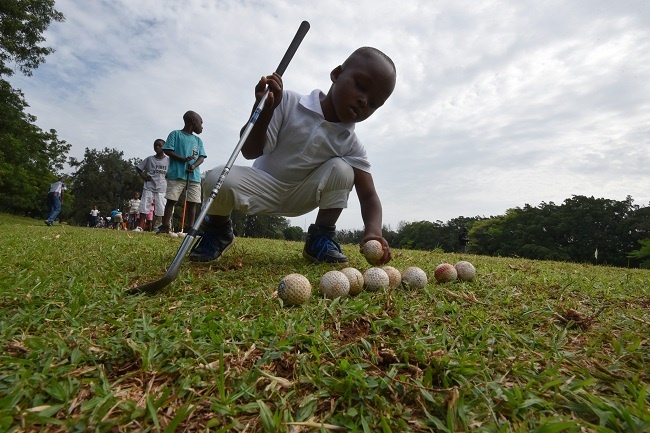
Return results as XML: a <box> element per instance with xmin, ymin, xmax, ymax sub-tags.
<box><xmin>1</xmin><ymin>1</ymin><xmax>649</xmax><ymax>268</ymax></box>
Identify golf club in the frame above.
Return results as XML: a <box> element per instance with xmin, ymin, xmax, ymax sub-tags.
<box><xmin>127</xmin><ymin>20</ymin><xmax>310</xmax><ymax>295</ymax></box>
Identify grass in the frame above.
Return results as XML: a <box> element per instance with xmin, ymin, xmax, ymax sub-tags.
<box><xmin>0</xmin><ymin>213</ymin><xmax>648</xmax><ymax>432</ymax></box>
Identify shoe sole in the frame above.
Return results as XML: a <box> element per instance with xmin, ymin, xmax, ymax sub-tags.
<box><xmin>189</xmin><ymin>236</ymin><xmax>236</xmax><ymax>263</ymax></box>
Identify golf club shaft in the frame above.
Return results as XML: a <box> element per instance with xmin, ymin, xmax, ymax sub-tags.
<box><xmin>128</xmin><ymin>21</ymin><xmax>310</xmax><ymax>295</ymax></box>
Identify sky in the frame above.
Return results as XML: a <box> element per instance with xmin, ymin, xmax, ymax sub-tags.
<box><xmin>8</xmin><ymin>0</ymin><xmax>650</xmax><ymax>231</ymax></box>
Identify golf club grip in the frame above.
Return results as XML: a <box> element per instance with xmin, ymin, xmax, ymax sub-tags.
<box><xmin>275</xmin><ymin>21</ymin><xmax>310</xmax><ymax>76</ymax></box>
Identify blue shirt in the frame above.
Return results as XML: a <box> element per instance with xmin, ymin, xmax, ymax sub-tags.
<box><xmin>162</xmin><ymin>130</ymin><xmax>207</xmax><ymax>182</ymax></box>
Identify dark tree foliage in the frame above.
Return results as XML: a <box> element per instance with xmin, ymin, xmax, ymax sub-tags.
<box><xmin>68</xmin><ymin>148</ymin><xmax>143</xmax><ymax>226</ymax></box>
<box><xmin>469</xmin><ymin>195</ymin><xmax>649</xmax><ymax>267</ymax></box>
<box><xmin>0</xmin><ymin>79</ymin><xmax>70</xmax><ymax>216</ymax></box>
<box><xmin>0</xmin><ymin>0</ymin><xmax>64</xmax><ymax>77</ymax></box>
<box><xmin>391</xmin><ymin>216</ymin><xmax>485</xmax><ymax>252</ymax></box>
<box><xmin>230</xmin><ymin>209</ymin><xmax>297</xmax><ymax>240</ymax></box>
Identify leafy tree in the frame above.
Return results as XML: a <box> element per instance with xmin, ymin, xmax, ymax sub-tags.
<box><xmin>0</xmin><ymin>80</ymin><xmax>70</xmax><ymax>216</ymax></box>
<box><xmin>0</xmin><ymin>0</ymin><xmax>64</xmax><ymax>77</ymax></box>
<box><xmin>68</xmin><ymin>148</ymin><xmax>142</xmax><ymax>226</ymax></box>
<box><xmin>628</xmin><ymin>239</ymin><xmax>650</xmax><ymax>269</ymax></box>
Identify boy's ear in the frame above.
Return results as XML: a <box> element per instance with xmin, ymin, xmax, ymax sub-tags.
<box><xmin>330</xmin><ymin>65</ymin><xmax>342</xmax><ymax>82</ymax></box>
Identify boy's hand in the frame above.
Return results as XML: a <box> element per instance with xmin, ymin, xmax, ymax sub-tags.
<box><xmin>359</xmin><ymin>236</ymin><xmax>392</xmax><ymax>265</ymax></box>
<box><xmin>255</xmin><ymin>72</ymin><xmax>283</xmax><ymax>114</ymax></box>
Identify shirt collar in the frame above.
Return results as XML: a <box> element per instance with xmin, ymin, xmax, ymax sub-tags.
<box><xmin>299</xmin><ymin>89</ymin><xmax>356</xmax><ymax>132</ymax></box>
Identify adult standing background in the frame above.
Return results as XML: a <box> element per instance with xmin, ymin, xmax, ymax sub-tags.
<box><xmin>45</xmin><ymin>176</ymin><xmax>66</xmax><ymax>226</ymax></box>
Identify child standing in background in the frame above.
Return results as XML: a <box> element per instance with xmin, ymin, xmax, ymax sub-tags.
<box><xmin>136</xmin><ymin>139</ymin><xmax>169</xmax><ymax>231</ymax></box>
<box><xmin>157</xmin><ymin>111</ymin><xmax>206</xmax><ymax>234</ymax></box>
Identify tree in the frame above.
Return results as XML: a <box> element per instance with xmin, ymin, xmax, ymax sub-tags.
<box><xmin>0</xmin><ymin>0</ymin><xmax>64</xmax><ymax>77</ymax></box>
<box><xmin>68</xmin><ymin>148</ymin><xmax>142</xmax><ymax>226</ymax></box>
<box><xmin>0</xmin><ymin>80</ymin><xmax>70</xmax><ymax>215</ymax></box>
<box><xmin>0</xmin><ymin>1</ymin><xmax>68</xmax><ymax>216</ymax></box>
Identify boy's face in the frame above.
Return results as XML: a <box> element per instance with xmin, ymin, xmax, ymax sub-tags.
<box><xmin>191</xmin><ymin>114</ymin><xmax>203</xmax><ymax>134</ymax></box>
<box><xmin>326</xmin><ymin>54</ymin><xmax>395</xmax><ymax>123</ymax></box>
<box><xmin>154</xmin><ymin>140</ymin><xmax>164</xmax><ymax>155</ymax></box>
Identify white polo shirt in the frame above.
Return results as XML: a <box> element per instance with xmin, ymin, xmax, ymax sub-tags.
<box><xmin>253</xmin><ymin>89</ymin><xmax>370</xmax><ymax>183</ymax></box>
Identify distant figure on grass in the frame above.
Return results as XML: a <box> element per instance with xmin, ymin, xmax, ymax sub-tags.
<box><xmin>45</xmin><ymin>176</ymin><xmax>66</xmax><ymax>226</ymax></box>
<box><xmin>111</xmin><ymin>209</ymin><xmax>123</xmax><ymax>230</ymax></box>
<box><xmin>127</xmin><ymin>192</ymin><xmax>141</xmax><ymax>230</ymax></box>
<box><xmin>190</xmin><ymin>47</ymin><xmax>396</xmax><ymax>265</ymax></box>
<box><xmin>458</xmin><ymin>229</ymin><xmax>469</xmax><ymax>253</ymax></box>
<box><xmin>136</xmin><ymin>138</ymin><xmax>169</xmax><ymax>231</ymax></box>
<box><xmin>157</xmin><ymin>112</ymin><xmax>206</xmax><ymax>234</ymax></box>
<box><xmin>89</xmin><ymin>205</ymin><xmax>100</xmax><ymax>228</ymax></box>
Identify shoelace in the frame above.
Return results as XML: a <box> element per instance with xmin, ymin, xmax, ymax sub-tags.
<box><xmin>312</xmin><ymin>236</ymin><xmax>342</xmax><ymax>260</ymax></box>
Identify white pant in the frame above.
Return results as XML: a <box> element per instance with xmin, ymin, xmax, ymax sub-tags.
<box><xmin>203</xmin><ymin>157</ymin><xmax>355</xmax><ymax>217</ymax></box>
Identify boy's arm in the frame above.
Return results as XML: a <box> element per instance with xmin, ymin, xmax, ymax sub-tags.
<box><xmin>241</xmin><ymin>73</ymin><xmax>283</xmax><ymax>160</ymax></box>
<box><xmin>354</xmin><ymin>168</ymin><xmax>392</xmax><ymax>265</ymax></box>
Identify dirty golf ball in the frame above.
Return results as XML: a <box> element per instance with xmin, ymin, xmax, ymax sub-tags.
<box><xmin>340</xmin><ymin>267</ymin><xmax>364</xmax><ymax>296</ymax></box>
<box><xmin>401</xmin><ymin>266</ymin><xmax>427</xmax><ymax>289</ymax></box>
<box><xmin>319</xmin><ymin>270</ymin><xmax>350</xmax><ymax>299</ymax></box>
<box><xmin>455</xmin><ymin>261</ymin><xmax>476</xmax><ymax>281</ymax></box>
<box><xmin>363</xmin><ymin>240</ymin><xmax>384</xmax><ymax>265</ymax></box>
<box><xmin>434</xmin><ymin>263</ymin><xmax>458</xmax><ymax>283</ymax></box>
<box><xmin>382</xmin><ymin>266</ymin><xmax>402</xmax><ymax>289</ymax></box>
<box><xmin>363</xmin><ymin>267</ymin><xmax>389</xmax><ymax>292</ymax></box>
<box><xmin>278</xmin><ymin>274</ymin><xmax>312</xmax><ymax>306</ymax></box>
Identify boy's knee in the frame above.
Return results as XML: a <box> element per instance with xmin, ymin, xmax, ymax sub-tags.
<box><xmin>324</xmin><ymin>158</ymin><xmax>354</xmax><ymax>191</ymax></box>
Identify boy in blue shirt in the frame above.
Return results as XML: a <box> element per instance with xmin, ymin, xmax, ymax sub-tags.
<box><xmin>157</xmin><ymin>111</ymin><xmax>206</xmax><ymax>234</ymax></box>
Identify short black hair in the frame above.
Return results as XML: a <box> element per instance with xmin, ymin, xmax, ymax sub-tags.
<box><xmin>345</xmin><ymin>47</ymin><xmax>396</xmax><ymax>76</ymax></box>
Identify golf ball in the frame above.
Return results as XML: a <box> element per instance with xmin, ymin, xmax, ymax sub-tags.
<box><xmin>169</xmin><ymin>232</ymin><xmax>179</xmax><ymax>238</ymax></box>
<box><xmin>382</xmin><ymin>266</ymin><xmax>402</xmax><ymax>289</ymax></box>
<box><xmin>319</xmin><ymin>270</ymin><xmax>350</xmax><ymax>299</ymax></box>
<box><xmin>178</xmin><ymin>232</ymin><xmax>187</xmax><ymax>238</ymax></box>
<box><xmin>362</xmin><ymin>240</ymin><xmax>384</xmax><ymax>265</ymax></box>
<box><xmin>340</xmin><ymin>267</ymin><xmax>364</xmax><ymax>296</ymax></box>
<box><xmin>455</xmin><ymin>261</ymin><xmax>476</xmax><ymax>281</ymax></box>
<box><xmin>278</xmin><ymin>274</ymin><xmax>312</xmax><ymax>306</ymax></box>
<box><xmin>401</xmin><ymin>266</ymin><xmax>427</xmax><ymax>290</ymax></box>
<box><xmin>434</xmin><ymin>263</ymin><xmax>457</xmax><ymax>283</ymax></box>
<box><xmin>134</xmin><ymin>226</ymin><xmax>143</xmax><ymax>232</ymax></box>
<box><xmin>363</xmin><ymin>267</ymin><xmax>389</xmax><ymax>292</ymax></box>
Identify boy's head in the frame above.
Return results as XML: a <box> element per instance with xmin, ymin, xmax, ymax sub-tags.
<box><xmin>153</xmin><ymin>138</ymin><xmax>165</xmax><ymax>155</ymax></box>
<box><xmin>183</xmin><ymin>111</ymin><xmax>203</xmax><ymax>135</ymax></box>
<box><xmin>134</xmin><ymin>192</ymin><xmax>140</xmax><ymax>199</ymax></box>
<box><xmin>323</xmin><ymin>47</ymin><xmax>396</xmax><ymax>124</ymax></box>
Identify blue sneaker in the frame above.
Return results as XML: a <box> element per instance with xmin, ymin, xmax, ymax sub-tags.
<box><xmin>302</xmin><ymin>224</ymin><xmax>348</xmax><ymax>264</ymax></box>
<box><xmin>189</xmin><ymin>218</ymin><xmax>235</xmax><ymax>263</ymax></box>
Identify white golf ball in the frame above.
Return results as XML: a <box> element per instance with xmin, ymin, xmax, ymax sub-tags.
<box><xmin>178</xmin><ymin>232</ymin><xmax>187</xmax><ymax>238</ymax></box>
<box><xmin>401</xmin><ymin>267</ymin><xmax>428</xmax><ymax>290</ymax></box>
<box><xmin>434</xmin><ymin>263</ymin><xmax>458</xmax><ymax>283</ymax></box>
<box><xmin>340</xmin><ymin>267</ymin><xmax>364</xmax><ymax>296</ymax></box>
<box><xmin>363</xmin><ymin>240</ymin><xmax>384</xmax><ymax>265</ymax></box>
<box><xmin>278</xmin><ymin>274</ymin><xmax>312</xmax><ymax>306</ymax></box>
<box><xmin>455</xmin><ymin>261</ymin><xmax>476</xmax><ymax>281</ymax></box>
<box><xmin>363</xmin><ymin>267</ymin><xmax>389</xmax><ymax>292</ymax></box>
<box><xmin>382</xmin><ymin>266</ymin><xmax>402</xmax><ymax>289</ymax></box>
<box><xmin>169</xmin><ymin>232</ymin><xmax>179</xmax><ymax>238</ymax></box>
<box><xmin>319</xmin><ymin>270</ymin><xmax>350</xmax><ymax>299</ymax></box>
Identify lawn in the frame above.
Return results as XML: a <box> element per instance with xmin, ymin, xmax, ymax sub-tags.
<box><xmin>1</xmin><ymin>214</ymin><xmax>648</xmax><ymax>432</ymax></box>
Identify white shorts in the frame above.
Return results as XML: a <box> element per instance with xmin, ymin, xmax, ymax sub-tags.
<box><xmin>203</xmin><ymin>157</ymin><xmax>355</xmax><ymax>217</ymax></box>
<box><xmin>166</xmin><ymin>179</ymin><xmax>202</xmax><ymax>203</ymax></box>
<box><xmin>139</xmin><ymin>190</ymin><xmax>166</xmax><ymax>216</ymax></box>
